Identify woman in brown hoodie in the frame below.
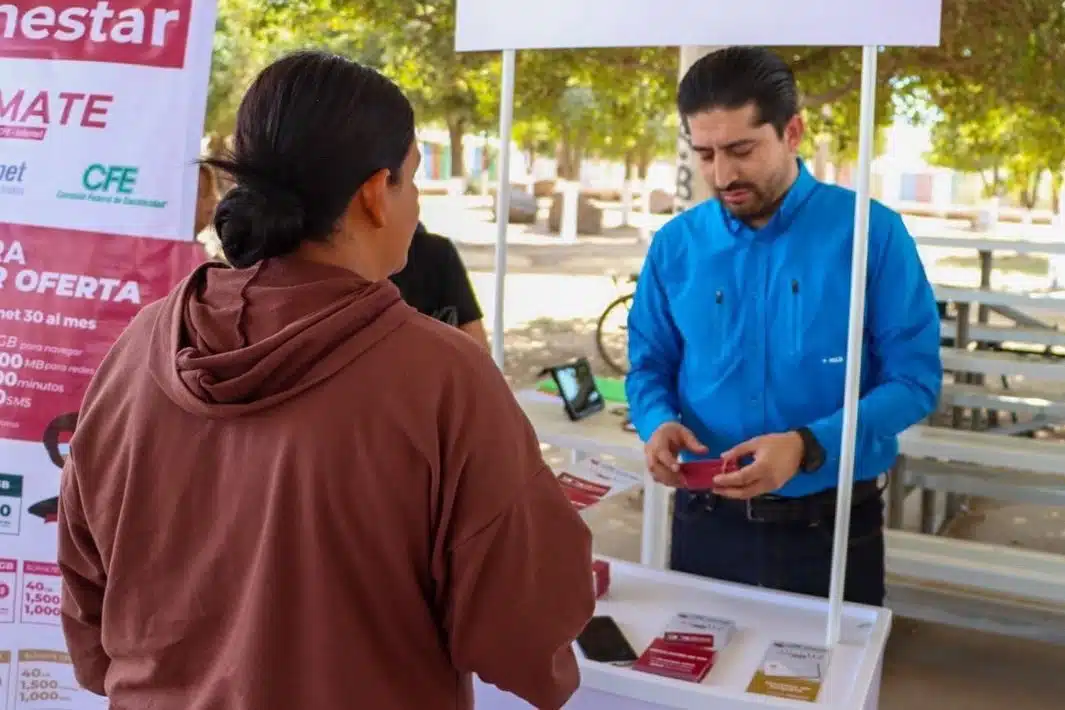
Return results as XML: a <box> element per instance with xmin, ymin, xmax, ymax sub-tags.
<box><xmin>57</xmin><ymin>51</ymin><xmax>595</xmax><ymax>710</ymax></box>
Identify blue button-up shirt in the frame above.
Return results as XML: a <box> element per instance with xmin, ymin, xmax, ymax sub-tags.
<box><xmin>625</xmin><ymin>162</ymin><xmax>942</xmax><ymax>498</ymax></box>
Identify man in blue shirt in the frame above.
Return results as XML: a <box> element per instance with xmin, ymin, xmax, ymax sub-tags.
<box><xmin>626</xmin><ymin>47</ymin><xmax>942</xmax><ymax>606</ymax></box>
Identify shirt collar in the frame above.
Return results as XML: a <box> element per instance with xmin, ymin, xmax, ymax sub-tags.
<box><xmin>720</xmin><ymin>158</ymin><xmax>818</xmax><ymax>237</ymax></box>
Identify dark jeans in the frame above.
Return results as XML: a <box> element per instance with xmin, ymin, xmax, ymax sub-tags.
<box><xmin>670</xmin><ymin>489</ymin><xmax>886</xmax><ymax>606</ymax></box>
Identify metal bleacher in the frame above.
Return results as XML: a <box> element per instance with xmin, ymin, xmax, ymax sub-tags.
<box><xmin>889</xmin><ymin>265</ymin><xmax>1065</xmax><ymax>643</ymax></box>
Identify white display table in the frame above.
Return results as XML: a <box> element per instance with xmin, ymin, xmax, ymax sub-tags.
<box><xmin>516</xmin><ymin>389</ymin><xmax>642</xmax><ymax>461</ymax></box>
<box><xmin>475</xmin><ymin>558</ymin><xmax>890</xmax><ymax>709</ymax></box>
<box><xmin>514</xmin><ymin>390</ymin><xmax>670</xmax><ymax>567</ymax></box>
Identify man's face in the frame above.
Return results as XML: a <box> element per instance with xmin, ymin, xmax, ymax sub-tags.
<box><xmin>687</xmin><ymin>103</ymin><xmax>803</xmax><ymax>222</ymax></box>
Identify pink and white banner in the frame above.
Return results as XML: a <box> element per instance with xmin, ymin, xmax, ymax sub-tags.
<box><xmin>0</xmin><ymin>2</ymin><xmax>216</xmax><ymax>706</ymax></box>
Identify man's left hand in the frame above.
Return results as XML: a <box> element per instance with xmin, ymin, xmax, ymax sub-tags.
<box><xmin>713</xmin><ymin>432</ymin><xmax>805</xmax><ymax>500</ymax></box>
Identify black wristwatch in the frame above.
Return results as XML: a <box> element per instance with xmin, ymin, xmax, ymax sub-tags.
<box><xmin>795</xmin><ymin>427</ymin><xmax>825</xmax><ymax>473</ymax></box>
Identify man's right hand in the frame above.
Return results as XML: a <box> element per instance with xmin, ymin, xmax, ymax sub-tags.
<box><xmin>644</xmin><ymin>422</ymin><xmax>708</xmax><ymax>487</ymax></box>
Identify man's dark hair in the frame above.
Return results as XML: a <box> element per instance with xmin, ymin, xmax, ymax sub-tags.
<box><xmin>677</xmin><ymin>47</ymin><xmax>799</xmax><ymax>136</ymax></box>
<box><xmin>204</xmin><ymin>51</ymin><xmax>415</xmax><ymax>269</ymax></box>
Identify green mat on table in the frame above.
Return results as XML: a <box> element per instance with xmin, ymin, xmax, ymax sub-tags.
<box><xmin>537</xmin><ymin>376</ymin><xmax>628</xmax><ymax>404</ymax></box>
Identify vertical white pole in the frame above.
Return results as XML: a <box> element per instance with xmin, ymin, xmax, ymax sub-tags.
<box><xmin>640</xmin><ymin>478</ymin><xmax>670</xmax><ymax>569</ymax></box>
<box><xmin>826</xmin><ymin>45</ymin><xmax>878</xmax><ymax>647</ymax></box>
<box><xmin>491</xmin><ymin>49</ymin><xmax>517</xmax><ymax>369</ymax></box>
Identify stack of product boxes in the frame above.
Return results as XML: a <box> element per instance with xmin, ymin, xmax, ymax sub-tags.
<box><xmin>632</xmin><ymin>612</ymin><xmax>737</xmax><ymax>683</ymax></box>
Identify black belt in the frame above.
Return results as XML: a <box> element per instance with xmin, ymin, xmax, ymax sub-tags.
<box><xmin>680</xmin><ymin>479</ymin><xmax>882</xmax><ymax>525</ymax></box>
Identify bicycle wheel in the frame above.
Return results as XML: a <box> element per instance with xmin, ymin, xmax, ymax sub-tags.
<box><xmin>596</xmin><ymin>292</ymin><xmax>634</xmax><ymax>376</ymax></box>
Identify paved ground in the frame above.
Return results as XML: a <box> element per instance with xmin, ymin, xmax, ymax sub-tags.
<box><xmin>420</xmin><ymin>195</ymin><xmax>1065</xmax><ymax>709</ymax></box>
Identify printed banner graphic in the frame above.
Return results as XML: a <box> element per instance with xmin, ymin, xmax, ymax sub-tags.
<box><xmin>0</xmin><ymin>0</ymin><xmax>193</xmax><ymax>68</ymax></box>
<box><xmin>1</xmin><ymin>0</ymin><xmax>207</xmax><ymax>240</ymax></box>
<box><xmin>0</xmin><ymin>224</ymin><xmax>200</xmax><ymax>441</ymax></box>
<box><xmin>0</xmin><ymin>1</ymin><xmax>217</xmax><ymax>708</ymax></box>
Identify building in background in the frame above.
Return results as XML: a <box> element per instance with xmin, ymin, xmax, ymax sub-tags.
<box><xmin>415</xmin><ymin>128</ymin><xmax>497</xmax><ymax>184</ymax></box>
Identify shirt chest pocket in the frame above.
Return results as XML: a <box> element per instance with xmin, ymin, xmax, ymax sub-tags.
<box><xmin>782</xmin><ymin>278</ymin><xmax>850</xmax><ymax>365</ymax></box>
<box><xmin>674</xmin><ymin>282</ymin><xmax>740</xmax><ymax>372</ymax></box>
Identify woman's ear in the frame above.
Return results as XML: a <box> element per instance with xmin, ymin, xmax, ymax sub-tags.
<box><xmin>355</xmin><ymin>168</ymin><xmax>392</xmax><ymax>228</ymax></box>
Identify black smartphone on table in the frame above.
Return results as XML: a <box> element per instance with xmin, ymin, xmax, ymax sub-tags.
<box><xmin>575</xmin><ymin>615</ymin><xmax>639</xmax><ymax>665</ymax></box>
<box><xmin>543</xmin><ymin>357</ymin><xmax>605</xmax><ymax>422</ymax></box>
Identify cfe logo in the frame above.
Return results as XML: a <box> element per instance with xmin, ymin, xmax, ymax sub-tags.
<box><xmin>83</xmin><ymin>163</ymin><xmax>136</xmax><ymax>194</ymax></box>
<box><xmin>0</xmin><ymin>0</ymin><xmax>192</xmax><ymax>68</ymax></box>
<box><xmin>0</xmin><ymin>160</ymin><xmax>26</xmax><ymax>196</ymax></box>
<box><xmin>56</xmin><ymin>162</ymin><xmax>167</xmax><ymax>209</ymax></box>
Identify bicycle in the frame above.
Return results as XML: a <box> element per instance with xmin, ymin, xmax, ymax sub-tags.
<box><xmin>596</xmin><ymin>272</ymin><xmax>638</xmax><ymax>376</ymax></box>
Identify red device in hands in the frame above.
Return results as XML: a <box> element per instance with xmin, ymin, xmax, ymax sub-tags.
<box><xmin>679</xmin><ymin>458</ymin><xmax>738</xmax><ymax>490</ymax></box>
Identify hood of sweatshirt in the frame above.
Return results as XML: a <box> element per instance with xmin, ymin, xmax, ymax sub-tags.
<box><xmin>148</xmin><ymin>257</ymin><xmax>410</xmax><ymax>418</ymax></box>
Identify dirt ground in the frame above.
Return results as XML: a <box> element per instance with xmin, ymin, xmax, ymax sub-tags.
<box><xmin>437</xmin><ymin>192</ymin><xmax>1065</xmax><ymax>710</ymax></box>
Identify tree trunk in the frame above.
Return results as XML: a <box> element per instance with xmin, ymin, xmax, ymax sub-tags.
<box><xmin>569</xmin><ymin>150</ymin><xmax>584</xmax><ymax>182</ymax></box>
<box><xmin>556</xmin><ymin>135</ymin><xmax>583</xmax><ymax>181</ymax></box>
<box><xmin>1019</xmin><ymin>171</ymin><xmax>1043</xmax><ymax>209</ymax></box>
<box><xmin>1031</xmin><ymin>171</ymin><xmax>1044</xmax><ymax>209</ymax></box>
<box><xmin>624</xmin><ymin>151</ymin><xmax>636</xmax><ymax>181</ymax></box>
<box><xmin>637</xmin><ymin>146</ymin><xmax>653</xmax><ymax>180</ymax></box>
<box><xmin>1053</xmin><ymin>172</ymin><xmax>1064</xmax><ymax>215</ymax></box>
<box><xmin>990</xmin><ymin>165</ymin><xmax>1002</xmax><ymax>197</ymax></box>
<box><xmin>812</xmin><ymin>136</ymin><xmax>830</xmax><ymax>181</ymax></box>
<box><xmin>447</xmin><ymin>118</ymin><xmax>466</xmax><ymax>178</ymax></box>
<box><xmin>570</xmin><ymin>131</ymin><xmax>588</xmax><ymax>182</ymax></box>
<box><xmin>521</xmin><ymin>140</ymin><xmax>536</xmax><ymax>173</ymax></box>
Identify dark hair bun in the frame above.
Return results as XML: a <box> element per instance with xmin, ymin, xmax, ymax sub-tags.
<box><xmin>214</xmin><ymin>184</ymin><xmax>306</xmax><ymax>269</ymax></box>
<box><xmin>201</xmin><ymin>51</ymin><xmax>415</xmax><ymax>268</ymax></box>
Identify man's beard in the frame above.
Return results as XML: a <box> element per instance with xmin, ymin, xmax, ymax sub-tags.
<box><xmin>718</xmin><ymin>175</ymin><xmax>788</xmax><ymax>222</ymax></box>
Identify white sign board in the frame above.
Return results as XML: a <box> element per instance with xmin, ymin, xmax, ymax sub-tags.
<box><xmin>0</xmin><ymin>1</ymin><xmax>216</xmax><ymax>707</ymax></box>
<box><xmin>455</xmin><ymin>0</ymin><xmax>942</xmax><ymax>51</ymax></box>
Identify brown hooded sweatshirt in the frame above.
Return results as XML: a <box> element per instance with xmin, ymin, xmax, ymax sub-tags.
<box><xmin>58</xmin><ymin>257</ymin><xmax>595</xmax><ymax>710</ymax></box>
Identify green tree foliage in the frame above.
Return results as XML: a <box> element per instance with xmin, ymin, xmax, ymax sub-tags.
<box><xmin>355</xmin><ymin>1</ymin><xmax>500</xmax><ymax>177</ymax></box>
<box><xmin>507</xmin><ymin>47</ymin><xmax>677</xmax><ymax>179</ymax></box>
<box><xmin>906</xmin><ymin>1</ymin><xmax>1065</xmax><ymax>207</ymax></box>
<box><xmin>204</xmin><ymin>0</ymin><xmax>267</xmax><ymax>145</ymax></box>
<box><xmin>205</xmin><ymin>0</ymin><xmax>385</xmax><ymax>152</ymax></box>
<box><xmin>203</xmin><ymin>0</ymin><xmax>1065</xmax><ymax>188</ymax></box>
<box><xmin>927</xmin><ymin>92</ymin><xmax>1065</xmax><ymax>207</ymax></box>
<box><xmin>570</xmin><ymin>49</ymin><xmax>678</xmax><ymax>179</ymax></box>
<box><xmin>798</xmin><ymin>69</ymin><xmax>892</xmax><ymax>169</ymax></box>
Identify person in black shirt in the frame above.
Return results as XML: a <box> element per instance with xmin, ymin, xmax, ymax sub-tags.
<box><xmin>390</xmin><ymin>223</ymin><xmax>488</xmax><ymax>349</ymax></box>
